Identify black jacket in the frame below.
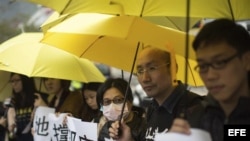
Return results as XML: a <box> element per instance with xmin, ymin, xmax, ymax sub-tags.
<box><xmin>144</xmin><ymin>81</ymin><xmax>205</xmax><ymax>141</ymax></box>
<box><xmin>187</xmin><ymin>95</ymin><xmax>250</xmax><ymax>141</ymax></box>
<box><xmin>98</xmin><ymin>109</ymin><xmax>146</xmax><ymax>141</ymax></box>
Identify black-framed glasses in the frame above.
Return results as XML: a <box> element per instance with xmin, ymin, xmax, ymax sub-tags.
<box><xmin>194</xmin><ymin>53</ymin><xmax>239</xmax><ymax>73</ymax></box>
<box><xmin>102</xmin><ymin>96</ymin><xmax>125</xmax><ymax>106</ymax></box>
<box><xmin>136</xmin><ymin>63</ymin><xmax>169</xmax><ymax>77</ymax></box>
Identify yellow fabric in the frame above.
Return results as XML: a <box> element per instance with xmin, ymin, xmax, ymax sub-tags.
<box><xmin>43</xmin><ymin>13</ymin><xmax>196</xmax><ymax>59</ymax></box>
<box><xmin>27</xmin><ymin>0</ymin><xmax>250</xmax><ymax>20</ymax></box>
<box><xmin>0</xmin><ymin>33</ymin><xmax>105</xmax><ymax>83</ymax></box>
<box><xmin>41</xmin><ymin>14</ymin><xmax>203</xmax><ymax>86</ymax></box>
<box><xmin>41</xmin><ymin>12</ymin><xmax>200</xmax><ymax>32</ymax></box>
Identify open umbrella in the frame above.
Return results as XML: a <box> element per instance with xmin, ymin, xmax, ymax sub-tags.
<box><xmin>25</xmin><ymin>0</ymin><xmax>250</xmax><ymax>20</ymax></box>
<box><xmin>41</xmin><ymin>11</ymin><xmax>200</xmax><ymax>33</ymax></box>
<box><xmin>41</xmin><ymin>13</ymin><xmax>203</xmax><ymax>86</ymax></box>
<box><xmin>0</xmin><ymin>32</ymin><xmax>105</xmax><ymax>83</ymax></box>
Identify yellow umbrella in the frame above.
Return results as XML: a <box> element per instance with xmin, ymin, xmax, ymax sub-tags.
<box><xmin>26</xmin><ymin>0</ymin><xmax>250</xmax><ymax>20</ymax></box>
<box><xmin>41</xmin><ymin>11</ymin><xmax>200</xmax><ymax>33</ymax></box>
<box><xmin>41</xmin><ymin>13</ymin><xmax>203</xmax><ymax>86</ymax></box>
<box><xmin>42</xmin><ymin>13</ymin><xmax>196</xmax><ymax>61</ymax></box>
<box><xmin>0</xmin><ymin>33</ymin><xmax>105</xmax><ymax>83</ymax></box>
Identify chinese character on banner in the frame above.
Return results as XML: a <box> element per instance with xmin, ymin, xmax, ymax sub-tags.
<box><xmin>48</xmin><ymin>113</ymin><xmax>68</xmax><ymax>141</ymax></box>
<box><xmin>33</xmin><ymin>106</ymin><xmax>55</xmax><ymax>141</ymax></box>
<box><xmin>67</xmin><ymin>116</ymin><xmax>98</xmax><ymax>141</ymax></box>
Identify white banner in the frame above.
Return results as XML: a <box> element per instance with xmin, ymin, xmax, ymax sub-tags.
<box><xmin>67</xmin><ymin>116</ymin><xmax>98</xmax><ymax>141</ymax></box>
<box><xmin>155</xmin><ymin>128</ymin><xmax>212</xmax><ymax>141</ymax></box>
<box><xmin>48</xmin><ymin>113</ymin><xmax>68</xmax><ymax>141</ymax></box>
<box><xmin>33</xmin><ymin>106</ymin><xmax>55</xmax><ymax>141</ymax></box>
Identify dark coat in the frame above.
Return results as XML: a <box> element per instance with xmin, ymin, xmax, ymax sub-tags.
<box><xmin>0</xmin><ymin>125</ymin><xmax>6</xmax><ymax>141</ymax></box>
<box><xmin>143</xmin><ymin>81</ymin><xmax>205</xmax><ymax>141</ymax></box>
<box><xmin>50</xmin><ymin>90</ymin><xmax>83</xmax><ymax>118</ymax></box>
<box><xmin>98</xmin><ymin>109</ymin><xmax>146</xmax><ymax>141</ymax></box>
<box><xmin>187</xmin><ymin>95</ymin><xmax>250</xmax><ymax>141</ymax></box>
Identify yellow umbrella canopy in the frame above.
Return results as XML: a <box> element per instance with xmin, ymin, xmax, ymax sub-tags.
<box><xmin>0</xmin><ymin>33</ymin><xmax>105</xmax><ymax>83</ymax></box>
<box><xmin>41</xmin><ymin>13</ymin><xmax>203</xmax><ymax>86</ymax></box>
<box><xmin>42</xmin><ymin>13</ymin><xmax>196</xmax><ymax>62</ymax></box>
<box><xmin>26</xmin><ymin>0</ymin><xmax>250</xmax><ymax>20</ymax></box>
<box><xmin>41</xmin><ymin>11</ymin><xmax>200</xmax><ymax>33</ymax></box>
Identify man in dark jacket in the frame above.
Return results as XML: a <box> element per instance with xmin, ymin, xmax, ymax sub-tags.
<box><xmin>170</xmin><ymin>18</ymin><xmax>250</xmax><ymax>141</ymax></box>
<box><xmin>109</xmin><ymin>46</ymin><xmax>204</xmax><ymax>141</ymax></box>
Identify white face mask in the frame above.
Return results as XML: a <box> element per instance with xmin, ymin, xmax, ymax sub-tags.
<box><xmin>103</xmin><ymin>103</ymin><xmax>129</xmax><ymax>121</ymax></box>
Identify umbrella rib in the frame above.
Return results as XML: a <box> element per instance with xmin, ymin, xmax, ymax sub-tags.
<box><xmin>139</xmin><ymin>0</ymin><xmax>147</xmax><ymax>17</ymax></box>
<box><xmin>60</xmin><ymin>0</ymin><xmax>72</xmax><ymax>15</ymax></box>
<box><xmin>80</xmin><ymin>36</ymin><xmax>104</xmax><ymax>57</ymax></box>
<box><xmin>227</xmin><ymin>0</ymin><xmax>235</xmax><ymax>21</ymax></box>
<box><xmin>110</xmin><ymin>1</ymin><xmax>125</xmax><ymax>16</ymax></box>
<box><xmin>164</xmin><ymin>17</ymin><xmax>182</xmax><ymax>31</ymax></box>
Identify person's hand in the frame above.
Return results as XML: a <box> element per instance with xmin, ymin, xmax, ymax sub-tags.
<box><xmin>62</xmin><ymin>113</ymin><xmax>72</xmax><ymax>125</ymax></box>
<box><xmin>109</xmin><ymin>120</ymin><xmax>134</xmax><ymax>141</ymax></box>
<box><xmin>0</xmin><ymin>117</ymin><xmax>6</xmax><ymax>127</ymax></box>
<box><xmin>7</xmin><ymin>107</ymin><xmax>16</xmax><ymax>132</ymax></box>
<box><xmin>169</xmin><ymin>118</ymin><xmax>191</xmax><ymax>135</ymax></box>
<box><xmin>31</xmin><ymin>127</ymin><xmax>35</xmax><ymax>136</ymax></box>
<box><xmin>34</xmin><ymin>93</ymin><xmax>47</xmax><ymax>107</ymax></box>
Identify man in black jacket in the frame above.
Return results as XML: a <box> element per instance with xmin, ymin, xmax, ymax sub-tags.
<box><xmin>109</xmin><ymin>46</ymin><xmax>204</xmax><ymax>141</ymax></box>
<box><xmin>170</xmin><ymin>19</ymin><xmax>250</xmax><ymax>141</ymax></box>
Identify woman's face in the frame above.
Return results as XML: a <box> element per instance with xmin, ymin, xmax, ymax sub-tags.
<box><xmin>10</xmin><ymin>74</ymin><xmax>23</xmax><ymax>93</ymax></box>
<box><xmin>83</xmin><ymin>89</ymin><xmax>98</xmax><ymax>110</ymax></box>
<box><xmin>43</xmin><ymin>78</ymin><xmax>62</xmax><ymax>95</ymax></box>
<box><xmin>103</xmin><ymin>87</ymin><xmax>132</xmax><ymax>110</ymax></box>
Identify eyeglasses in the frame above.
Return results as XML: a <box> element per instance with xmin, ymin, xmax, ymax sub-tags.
<box><xmin>136</xmin><ymin>63</ymin><xmax>169</xmax><ymax>77</ymax></box>
<box><xmin>9</xmin><ymin>79</ymin><xmax>21</xmax><ymax>84</ymax></box>
<box><xmin>102</xmin><ymin>96</ymin><xmax>125</xmax><ymax>106</ymax></box>
<box><xmin>194</xmin><ymin>53</ymin><xmax>239</xmax><ymax>73</ymax></box>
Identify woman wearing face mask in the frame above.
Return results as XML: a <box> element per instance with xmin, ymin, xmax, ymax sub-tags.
<box><xmin>96</xmin><ymin>78</ymin><xmax>146</xmax><ymax>141</ymax></box>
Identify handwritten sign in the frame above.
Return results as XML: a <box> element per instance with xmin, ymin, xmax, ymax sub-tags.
<box><xmin>48</xmin><ymin>113</ymin><xmax>68</xmax><ymax>141</ymax></box>
<box><xmin>67</xmin><ymin>116</ymin><xmax>98</xmax><ymax>141</ymax></box>
<box><xmin>33</xmin><ymin>106</ymin><xmax>55</xmax><ymax>141</ymax></box>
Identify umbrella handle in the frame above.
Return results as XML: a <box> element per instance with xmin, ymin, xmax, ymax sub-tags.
<box><xmin>117</xmin><ymin>122</ymin><xmax>122</xmax><ymax>137</ymax></box>
<box><xmin>117</xmin><ymin>42</ymin><xmax>140</xmax><ymax>138</ymax></box>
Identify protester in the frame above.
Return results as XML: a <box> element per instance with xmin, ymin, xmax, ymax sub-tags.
<box><xmin>81</xmin><ymin>82</ymin><xmax>103</xmax><ymax>122</ymax></box>
<box><xmin>169</xmin><ymin>18</ymin><xmax>250</xmax><ymax>141</ymax></box>
<box><xmin>7</xmin><ymin>73</ymin><xmax>36</xmax><ymax>141</ymax></box>
<box><xmin>34</xmin><ymin>78</ymin><xmax>83</xmax><ymax>118</ymax></box>
<box><xmin>97</xmin><ymin>78</ymin><xmax>146</xmax><ymax>141</ymax></box>
<box><xmin>109</xmin><ymin>47</ymin><xmax>204</xmax><ymax>141</ymax></box>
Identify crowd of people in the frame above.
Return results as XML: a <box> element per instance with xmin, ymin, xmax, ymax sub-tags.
<box><xmin>0</xmin><ymin>18</ymin><xmax>249</xmax><ymax>141</ymax></box>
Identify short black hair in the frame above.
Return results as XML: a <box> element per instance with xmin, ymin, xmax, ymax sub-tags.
<box><xmin>193</xmin><ymin>18</ymin><xmax>250</xmax><ymax>55</ymax></box>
